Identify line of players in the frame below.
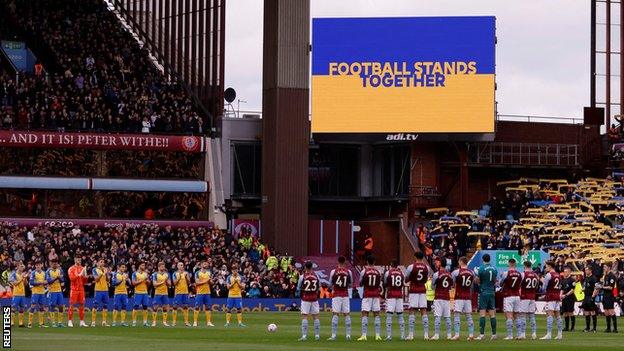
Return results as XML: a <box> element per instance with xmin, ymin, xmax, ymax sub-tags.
<box><xmin>297</xmin><ymin>252</ymin><xmax>594</xmax><ymax>341</ymax></box>
<box><xmin>7</xmin><ymin>257</ymin><xmax>247</xmax><ymax>328</ymax></box>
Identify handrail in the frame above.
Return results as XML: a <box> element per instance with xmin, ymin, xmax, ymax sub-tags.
<box><xmin>497</xmin><ymin>114</ymin><xmax>583</xmax><ymax>124</ymax></box>
<box><xmin>400</xmin><ymin>215</ymin><xmax>419</xmax><ymax>252</ymax></box>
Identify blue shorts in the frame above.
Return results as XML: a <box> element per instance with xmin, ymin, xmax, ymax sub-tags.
<box><xmin>93</xmin><ymin>291</ymin><xmax>109</xmax><ymax>309</ymax></box>
<box><xmin>173</xmin><ymin>294</ymin><xmax>189</xmax><ymax>307</ymax></box>
<box><xmin>133</xmin><ymin>293</ymin><xmax>150</xmax><ymax>308</ymax></box>
<box><xmin>30</xmin><ymin>293</ymin><xmax>47</xmax><ymax>307</ymax></box>
<box><xmin>226</xmin><ymin>297</ymin><xmax>242</xmax><ymax>310</ymax></box>
<box><xmin>12</xmin><ymin>296</ymin><xmax>27</xmax><ymax>309</ymax></box>
<box><xmin>114</xmin><ymin>295</ymin><xmax>129</xmax><ymax>310</ymax></box>
<box><xmin>152</xmin><ymin>295</ymin><xmax>169</xmax><ymax>307</ymax></box>
<box><xmin>194</xmin><ymin>294</ymin><xmax>212</xmax><ymax>308</ymax></box>
<box><xmin>47</xmin><ymin>292</ymin><xmax>64</xmax><ymax>308</ymax></box>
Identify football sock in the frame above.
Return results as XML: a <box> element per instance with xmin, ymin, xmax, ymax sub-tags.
<box><xmin>556</xmin><ymin>316</ymin><xmax>562</xmax><ymax>334</ymax></box>
<box><xmin>102</xmin><ymin>310</ymin><xmax>107</xmax><ymax>323</ymax></box>
<box><xmin>332</xmin><ymin>315</ymin><xmax>339</xmax><ymax>336</ymax></box>
<box><xmin>398</xmin><ymin>313</ymin><xmax>405</xmax><ymax>338</ymax></box>
<box><xmin>18</xmin><ymin>313</ymin><xmax>24</xmax><ymax>326</ymax></box>
<box><xmin>444</xmin><ymin>317</ymin><xmax>452</xmax><ymax>336</ymax></box>
<box><xmin>205</xmin><ymin>311</ymin><xmax>211</xmax><ymax>323</ymax></box>
<box><xmin>434</xmin><ymin>316</ymin><xmax>441</xmax><ymax>335</ymax></box>
<box><xmin>386</xmin><ymin>313</ymin><xmax>393</xmax><ymax>337</ymax></box>
<box><xmin>152</xmin><ymin>311</ymin><xmax>158</xmax><ymax>323</ymax></box>
<box><xmin>530</xmin><ymin>314</ymin><xmax>536</xmax><ymax>334</ymax></box>
<box><xmin>68</xmin><ymin>307</ymin><xmax>73</xmax><ymax>321</ymax></box>
<box><xmin>120</xmin><ymin>310</ymin><xmax>126</xmax><ymax>323</ymax></box>
<box><xmin>143</xmin><ymin>310</ymin><xmax>148</xmax><ymax>323</ymax></box>
<box><xmin>607</xmin><ymin>316</ymin><xmax>612</xmax><ymax>331</ymax></box>
<box><xmin>345</xmin><ymin>315</ymin><xmax>352</xmax><ymax>336</ymax></box>
<box><xmin>78</xmin><ymin>306</ymin><xmax>84</xmax><ymax>321</ymax></box>
<box><xmin>38</xmin><ymin>311</ymin><xmax>44</xmax><ymax>326</ymax></box>
<box><xmin>515</xmin><ymin>317</ymin><xmax>522</xmax><ymax>336</ymax></box>
<box><xmin>571</xmin><ymin>316</ymin><xmax>575</xmax><ymax>330</ymax></box>
<box><xmin>612</xmin><ymin>315</ymin><xmax>618</xmax><ymax>331</ymax></box>
<box><xmin>193</xmin><ymin>310</ymin><xmax>199</xmax><ymax>324</ymax></box>
<box><xmin>422</xmin><ymin>314</ymin><xmax>429</xmax><ymax>334</ymax></box>
<box><xmin>361</xmin><ymin>316</ymin><xmax>368</xmax><ymax>336</ymax></box>
<box><xmin>467</xmin><ymin>314</ymin><xmax>474</xmax><ymax>336</ymax></box>
<box><xmin>28</xmin><ymin>311</ymin><xmax>34</xmax><ymax>325</ymax></box>
<box><xmin>226</xmin><ymin>313</ymin><xmax>231</xmax><ymax>323</ymax></box>
<box><xmin>586</xmin><ymin>315</ymin><xmax>591</xmax><ymax>330</ymax></box>
<box><xmin>592</xmin><ymin>315</ymin><xmax>597</xmax><ymax>330</ymax></box>
<box><xmin>479</xmin><ymin>316</ymin><xmax>486</xmax><ymax>335</ymax></box>
<box><xmin>408</xmin><ymin>314</ymin><xmax>415</xmax><ymax>335</ymax></box>
<box><xmin>454</xmin><ymin>314</ymin><xmax>461</xmax><ymax>335</ymax></box>
<box><xmin>374</xmin><ymin>315</ymin><xmax>381</xmax><ymax>336</ymax></box>
<box><xmin>546</xmin><ymin>315</ymin><xmax>553</xmax><ymax>334</ymax></box>
<box><xmin>133</xmin><ymin>310</ymin><xmax>138</xmax><ymax>323</ymax></box>
<box><xmin>565</xmin><ymin>316</ymin><xmax>570</xmax><ymax>329</ymax></box>
<box><xmin>301</xmin><ymin>318</ymin><xmax>309</xmax><ymax>338</ymax></box>
<box><xmin>506</xmin><ymin>318</ymin><xmax>513</xmax><ymax>338</ymax></box>
<box><xmin>183</xmin><ymin>309</ymin><xmax>189</xmax><ymax>324</ymax></box>
<box><xmin>172</xmin><ymin>310</ymin><xmax>177</xmax><ymax>324</ymax></box>
<box><xmin>313</xmin><ymin>318</ymin><xmax>320</xmax><ymax>337</ymax></box>
<box><xmin>237</xmin><ymin>313</ymin><xmax>242</xmax><ymax>324</ymax></box>
<box><xmin>490</xmin><ymin>317</ymin><xmax>497</xmax><ymax>335</ymax></box>
<box><xmin>49</xmin><ymin>311</ymin><xmax>56</xmax><ymax>324</ymax></box>
<box><xmin>91</xmin><ymin>308</ymin><xmax>97</xmax><ymax>324</ymax></box>
<box><xmin>56</xmin><ymin>311</ymin><xmax>62</xmax><ymax>324</ymax></box>
<box><xmin>113</xmin><ymin>310</ymin><xmax>118</xmax><ymax>323</ymax></box>
<box><xmin>162</xmin><ymin>312</ymin><xmax>168</xmax><ymax>323</ymax></box>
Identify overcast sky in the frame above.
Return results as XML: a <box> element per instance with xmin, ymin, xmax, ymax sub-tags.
<box><xmin>226</xmin><ymin>0</ymin><xmax>618</xmax><ymax>119</ymax></box>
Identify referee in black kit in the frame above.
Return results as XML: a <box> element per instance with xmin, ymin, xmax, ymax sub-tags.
<box><xmin>560</xmin><ymin>267</ymin><xmax>576</xmax><ymax>331</ymax></box>
<box><xmin>582</xmin><ymin>265</ymin><xmax>599</xmax><ymax>332</ymax></box>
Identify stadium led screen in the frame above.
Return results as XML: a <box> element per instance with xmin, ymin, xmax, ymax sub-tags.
<box><xmin>311</xmin><ymin>16</ymin><xmax>496</xmax><ymax>135</ymax></box>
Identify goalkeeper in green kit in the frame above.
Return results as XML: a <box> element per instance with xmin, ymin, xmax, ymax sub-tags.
<box><xmin>474</xmin><ymin>254</ymin><xmax>498</xmax><ymax>340</ymax></box>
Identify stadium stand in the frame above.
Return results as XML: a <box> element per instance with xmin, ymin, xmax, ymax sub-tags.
<box><xmin>0</xmin><ymin>0</ymin><xmax>206</xmax><ymax>134</ymax></box>
<box><xmin>0</xmin><ymin>224</ymin><xmax>299</xmax><ymax>299</ymax></box>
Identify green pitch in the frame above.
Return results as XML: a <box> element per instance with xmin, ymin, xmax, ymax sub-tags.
<box><xmin>10</xmin><ymin>312</ymin><xmax>622</xmax><ymax>351</ymax></box>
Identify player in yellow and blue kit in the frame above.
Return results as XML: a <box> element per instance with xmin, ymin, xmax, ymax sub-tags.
<box><xmin>9</xmin><ymin>261</ymin><xmax>27</xmax><ymax>327</ymax></box>
<box><xmin>151</xmin><ymin>261</ymin><xmax>171</xmax><ymax>327</ymax></box>
<box><xmin>46</xmin><ymin>259</ymin><xmax>65</xmax><ymax>327</ymax></box>
<box><xmin>193</xmin><ymin>261</ymin><xmax>214</xmax><ymax>327</ymax></box>
<box><xmin>172</xmin><ymin>262</ymin><xmax>191</xmax><ymax>326</ymax></box>
<box><xmin>29</xmin><ymin>261</ymin><xmax>48</xmax><ymax>328</ymax></box>
<box><xmin>111</xmin><ymin>263</ymin><xmax>130</xmax><ymax>327</ymax></box>
<box><xmin>225</xmin><ymin>263</ymin><xmax>246</xmax><ymax>327</ymax></box>
<box><xmin>91</xmin><ymin>259</ymin><xmax>110</xmax><ymax>327</ymax></box>
<box><xmin>131</xmin><ymin>262</ymin><xmax>151</xmax><ymax>326</ymax></box>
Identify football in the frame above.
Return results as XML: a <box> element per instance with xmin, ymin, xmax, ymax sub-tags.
<box><xmin>267</xmin><ymin>323</ymin><xmax>278</xmax><ymax>332</ymax></box>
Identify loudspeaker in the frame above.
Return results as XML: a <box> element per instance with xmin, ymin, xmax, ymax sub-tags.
<box><xmin>584</xmin><ymin>107</ymin><xmax>604</xmax><ymax>125</ymax></box>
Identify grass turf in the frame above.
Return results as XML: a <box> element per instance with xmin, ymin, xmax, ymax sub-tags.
<box><xmin>9</xmin><ymin>312</ymin><xmax>622</xmax><ymax>351</ymax></box>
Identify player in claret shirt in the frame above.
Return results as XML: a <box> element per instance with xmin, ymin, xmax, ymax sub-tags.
<box><xmin>540</xmin><ymin>260</ymin><xmax>563</xmax><ymax>340</ymax></box>
<box><xmin>500</xmin><ymin>258</ymin><xmax>523</xmax><ymax>340</ymax></box>
<box><xmin>358</xmin><ymin>255</ymin><xmax>383</xmax><ymax>341</ymax></box>
<box><xmin>405</xmin><ymin>251</ymin><xmax>431</xmax><ymax>340</ymax></box>
<box><xmin>297</xmin><ymin>261</ymin><xmax>321</xmax><ymax>341</ymax></box>
<box><xmin>518</xmin><ymin>261</ymin><xmax>539</xmax><ymax>339</ymax></box>
<box><xmin>451</xmin><ymin>256</ymin><xmax>475</xmax><ymax>340</ymax></box>
<box><xmin>384</xmin><ymin>259</ymin><xmax>406</xmax><ymax>340</ymax></box>
<box><xmin>430</xmin><ymin>257</ymin><xmax>453</xmax><ymax>340</ymax></box>
<box><xmin>328</xmin><ymin>256</ymin><xmax>353</xmax><ymax>340</ymax></box>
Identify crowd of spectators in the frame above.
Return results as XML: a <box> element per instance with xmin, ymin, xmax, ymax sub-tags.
<box><xmin>0</xmin><ymin>223</ymin><xmax>300</xmax><ymax>299</ymax></box>
<box><xmin>0</xmin><ymin>148</ymin><xmax>202</xmax><ymax>179</ymax></box>
<box><xmin>0</xmin><ymin>0</ymin><xmax>206</xmax><ymax>134</ymax></box>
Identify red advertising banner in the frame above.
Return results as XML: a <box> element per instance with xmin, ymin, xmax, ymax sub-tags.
<box><xmin>231</xmin><ymin>219</ymin><xmax>261</xmax><ymax>239</ymax></box>
<box><xmin>0</xmin><ymin>217</ymin><xmax>213</xmax><ymax>229</ymax></box>
<box><xmin>0</xmin><ymin>130</ymin><xmax>205</xmax><ymax>152</ymax></box>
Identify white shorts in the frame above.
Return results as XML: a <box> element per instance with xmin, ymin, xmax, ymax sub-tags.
<box><xmin>408</xmin><ymin>293</ymin><xmax>427</xmax><ymax>309</ymax></box>
<box><xmin>385</xmin><ymin>298</ymin><xmax>404</xmax><ymax>313</ymax></box>
<box><xmin>519</xmin><ymin>299</ymin><xmax>536</xmax><ymax>314</ymax></box>
<box><xmin>361</xmin><ymin>297</ymin><xmax>381</xmax><ymax>312</ymax></box>
<box><xmin>454</xmin><ymin>299</ymin><xmax>472</xmax><ymax>313</ymax></box>
<box><xmin>503</xmin><ymin>296</ymin><xmax>521</xmax><ymax>313</ymax></box>
<box><xmin>433</xmin><ymin>300</ymin><xmax>451</xmax><ymax>318</ymax></box>
<box><xmin>301</xmin><ymin>301</ymin><xmax>320</xmax><ymax>315</ymax></box>
<box><xmin>331</xmin><ymin>297</ymin><xmax>350</xmax><ymax>314</ymax></box>
<box><xmin>544</xmin><ymin>301</ymin><xmax>561</xmax><ymax>313</ymax></box>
